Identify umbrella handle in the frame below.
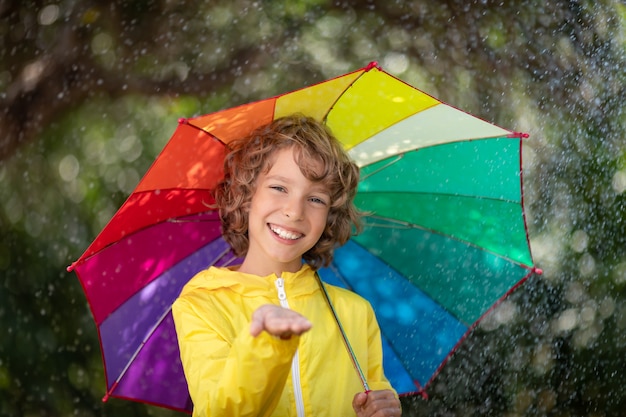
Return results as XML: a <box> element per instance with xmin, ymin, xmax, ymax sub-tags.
<box><xmin>315</xmin><ymin>273</ymin><xmax>370</xmax><ymax>392</ymax></box>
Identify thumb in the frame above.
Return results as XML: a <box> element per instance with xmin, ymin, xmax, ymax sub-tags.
<box><xmin>250</xmin><ymin>310</ymin><xmax>264</xmax><ymax>337</ymax></box>
<box><xmin>352</xmin><ymin>391</ymin><xmax>368</xmax><ymax>410</ymax></box>
<box><xmin>251</xmin><ymin>305</ymin><xmax>275</xmax><ymax>337</ymax></box>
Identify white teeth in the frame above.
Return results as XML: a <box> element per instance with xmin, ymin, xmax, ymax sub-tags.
<box><xmin>270</xmin><ymin>225</ymin><xmax>302</xmax><ymax>240</ymax></box>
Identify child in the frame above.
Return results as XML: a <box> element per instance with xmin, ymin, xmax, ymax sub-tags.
<box><xmin>172</xmin><ymin>114</ymin><xmax>401</xmax><ymax>416</ymax></box>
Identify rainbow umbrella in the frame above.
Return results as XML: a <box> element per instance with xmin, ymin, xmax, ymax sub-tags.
<box><xmin>68</xmin><ymin>62</ymin><xmax>541</xmax><ymax>412</ymax></box>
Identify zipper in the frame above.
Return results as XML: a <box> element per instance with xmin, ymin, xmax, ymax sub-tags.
<box><xmin>274</xmin><ymin>277</ymin><xmax>305</xmax><ymax>417</ymax></box>
<box><xmin>275</xmin><ymin>277</ymin><xmax>288</xmax><ymax>307</ymax></box>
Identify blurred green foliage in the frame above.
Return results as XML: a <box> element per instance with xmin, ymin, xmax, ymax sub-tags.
<box><xmin>2</xmin><ymin>0</ymin><xmax>626</xmax><ymax>416</ymax></box>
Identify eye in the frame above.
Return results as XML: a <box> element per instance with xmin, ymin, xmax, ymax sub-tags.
<box><xmin>270</xmin><ymin>185</ymin><xmax>286</xmax><ymax>193</ymax></box>
<box><xmin>309</xmin><ymin>196</ymin><xmax>328</xmax><ymax>206</ymax></box>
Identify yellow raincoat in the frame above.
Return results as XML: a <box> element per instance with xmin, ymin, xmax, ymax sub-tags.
<box><xmin>172</xmin><ymin>263</ymin><xmax>395</xmax><ymax>416</ymax></box>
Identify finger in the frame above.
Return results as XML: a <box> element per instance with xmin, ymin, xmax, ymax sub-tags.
<box><xmin>251</xmin><ymin>305</ymin><xmax>312</xmax><ymax>337</ymax></box>
<box><xmin>265</xmin><ymin>308</ymin><xmax>310</xmax><ymax>332</ymax></box>
<box><xmin>359</xmin><ymin>390</ymin><xmax>401</xmax><ymax>416</ymax></box>
<box><xmin>289</xmin><ymin>317</ymin><xmax>313</xmax><ymax>334</ymax></box>
<box><xmin>250</xmin><ymin>305</ymin><xmax>279</xmax><ymax>336</ymax></box>
<box><xmin>266</xmin><ymin>316</ymin><xmax>311</xmax><ymax>337</ymax></box>
<box><xmin>352</xmin><ymin>391</ymin><xmax>368</xmax><ymax>410</ymax></box>
<box><xmin>249</xmin><ymin>311</ymin><xmax>265</xmax><ymax>337</ymax></box>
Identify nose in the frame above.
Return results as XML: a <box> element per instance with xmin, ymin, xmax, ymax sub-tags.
<box><xmin>283</xmin><ymin>198</ymin><xmax>304</xmax><ymax>220</ymax></box>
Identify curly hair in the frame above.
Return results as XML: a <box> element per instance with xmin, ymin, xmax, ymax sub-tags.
<box><xmin>213</xmin><ymin>114</ymin><xmax>361</xmax><ymax>269</ymax></box>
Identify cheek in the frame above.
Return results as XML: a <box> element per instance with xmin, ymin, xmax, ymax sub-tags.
<box><xmin>315</xmin><ymin>211</ymin><xmax>330</xmax><ymax>232</ymax></box>
<box><xmin>246</xmin><ymin>190</ymin><xmax>264</xmax><ymax>214</ymax></box>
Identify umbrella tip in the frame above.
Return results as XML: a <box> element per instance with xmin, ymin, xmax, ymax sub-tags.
<box><xmin>507</xmin><ymin>131</ymin><xmax>530</xmax><ymax>138</ymax></box>
<box><xmin>533</xmin><ymin>267</ymin><xmax>543</xmax><ymax>275</ymax></box>
<box><xmin>365</xmin><ymin>61</ymin><xmax>380</xmax><ymax>71</ymax></box>
<box><xmin>102</xmin><ymin>382</ymin><xmax>118</xmax><ymax>402</ymax></box>
<box><xmin>66</xmin><ymin>262</ymin><xmax>76</xmax><ymax>272</ymax></box>
<box><xmin>178</xmin><ymin>117</ymin><xmax>189</xmax><ymax>125</ymax></box>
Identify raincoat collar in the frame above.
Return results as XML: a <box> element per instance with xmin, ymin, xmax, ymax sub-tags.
<box><xmin>180</xmin><ymin>263</ymin><xmax>320</xmax><ymax>298</ymax></box>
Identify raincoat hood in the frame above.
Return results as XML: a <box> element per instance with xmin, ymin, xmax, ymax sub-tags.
<box><xmin>178</xmin><ymin>263</ymin><xmax>319</xmax><ymax>298</ymax></box>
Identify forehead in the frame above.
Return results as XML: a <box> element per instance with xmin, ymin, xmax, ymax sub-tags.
<box><xmin>264</xmin><ymin>147</ymin><xmax>329</xmax><ymax>189</ymax></box>
<box><xmin>267</xmin><ymin>146</ymin><xmax>323</xmax><ymax>171</ymax></box>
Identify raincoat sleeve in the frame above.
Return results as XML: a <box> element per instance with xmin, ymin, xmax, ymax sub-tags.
<box><xmin>172</xmin><ymin>295</ymin><xmax>299</xmax><ymax>417</ymax></box>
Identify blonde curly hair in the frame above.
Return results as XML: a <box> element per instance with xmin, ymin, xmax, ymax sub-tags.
<box><xmin>213</xmin><ymin>114</ymin><xmax>361</xmax><ymax>269</ymax></box>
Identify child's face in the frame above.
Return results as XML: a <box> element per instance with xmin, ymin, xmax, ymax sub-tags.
<box><xmin>243</xmin><ymin>146</ymin><xmax>330</xmax><ymax>275</ymax></box>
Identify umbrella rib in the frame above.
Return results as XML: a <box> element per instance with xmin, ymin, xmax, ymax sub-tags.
<box><xmin>326</xmin><ymin>259</ymin><xmax>426</xmax><ymax>393</ymax></box>
<box><xmin>106</xmin><ymin>306</ymin><xmax>174</xmax><ymax>399</ymax></box>
<box><xmin>166</xmin><ymin>211</ymin><xmax>218</xmax><ymax>222</ymax></box>
<box><xmin>184</xmin><ymin>118</ymin><xmax>230</xmax><ymax>147</ymax></box>
<box><xmin>359</xmin><ymin>155</ymin><xmax>403</xmax><ymax>181</ymax></box>
<box><xmin>321</xmin><ymin>68</ymin><xmax>370</xmax><ymax>123</ymax></box>
<box><xmin>357</xmin><ymin>135</ymin><xmax>521</xmax><ymax>173</ymax></box>
<box><xmin>105</xmin><ymin>239</ymin><xmax>233</xmax><ymax>321</ymax></box>
<box><xmin>361</xmin><ymin>214</ymin><xmax>436</xmax><ymax>230</ymax></box>
<box><xmin>361</xmin><ymin>215</ymin><xmax>532</xmax><ymax>269</ymax></box>
<box><xmin>325</xmin><ymin>262</ymin><xmax>356</xmax><ymax>292</ymax></box>
<box><xmin>358</xmin><ymin>190</ymin><xmax>519</xmax><ymax>205</ymax></box>
<box><xmin>72</xmin><ymin>206</ymin><xmax>220</xmax><ymax>269</ymax></box>
<box><xmin>105</xmin><ymin>241</ymin><xmax>236</xmax><ymax>401</ymax></box>
<box><xmin>350</xmin><ymin>238</ymin><xmax>471</xmax><ymax>325</ymax></box>
<box><xmin>220</xmin><ymin>251</ymin><xmax>240</xmax><ymax>267</ymax></box>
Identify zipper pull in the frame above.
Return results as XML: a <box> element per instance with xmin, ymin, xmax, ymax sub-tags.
<box><xmin>274</xmin><ymin>278</ymin><xmax>289</xmax><ymax>307</ymax></box>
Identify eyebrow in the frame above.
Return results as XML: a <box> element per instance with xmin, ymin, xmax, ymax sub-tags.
<box><xmin>264</xmin><ymin>174</ymin><xmax>290</xmax><ymax>182</ymax></box>
<box><xmin>265</xmin><ymin>174</ymin><xmax>330</xmax><ymax>195</ymax></box>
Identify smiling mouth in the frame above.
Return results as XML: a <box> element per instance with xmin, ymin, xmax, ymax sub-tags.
<box><xmin>269</xmin><ymin>224</ymin><xmax>303</xmax><ymax>240</ymax></box>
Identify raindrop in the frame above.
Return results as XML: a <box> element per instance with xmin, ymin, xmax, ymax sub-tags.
<box><xmin>316</xmin><ymin>15</ymin><xmax>343</xmax><ymax>38</ymax></box>
<box><xmin>598</xmin><ymin>297</ymin><xmax>615</xmax><ymax>319</ymax></box>
<box><xmin>3</xmin><ymin>195</ymin><xmax>23</xmax><ymax>224</ymax></box>
<box><xmin>38</xmin><ymin>5</ymin><xmax>59</xmax><ymax>26</ymax></box>
<box><xmin>493</xmin><ymin>300</ymin><xmax>518</xmax><ymax>325</ymax></box>
<box><xmin>58</xmin><ymin>154</ymin><xmax>80</xmax><ymax>182</ymax></box>
<box><xmin>117</xmin><ymin>135</ymin><xmax>143</xmax><ymax>162</ymax></box>
<box><xmin>532</xmin><ymin>343</ymin><xmax>554</xmax><ymax>374</ymax></box>
<box><xmin>91</xmin><ymin>33</ymin><xmax>112</xmax><ymax>55</ymax></box>
<box><xmin>579</xmin><ymin>302</ymin><xmax>596</xmax><ymax>328</ymax></box>
<box><xmin>578</xmin><ymin>253</ymin><xmax>596</xmax><ymax>277</ymax></box>
<box><xmin>537</xmin><ymin>389</ymin><xmax>557</xmax><ymax>413</ymax></box>
<box><xmin>21</xmin><ymin>60</ymin><xmax>46</xmax><ymax>91</ymax></box>
<box><xmin>383</xmin><ymin>52</ymin><xmax>409</xmax><ymax>74</ymax></box>
<box><xmin>116</xmin><ymin>168</ymin><xmax>139</xmax><ymax>194</ymax></box>
<box><xmin>570</xmin><ymin>229</ymin><xmax>588</xmax><ymax>252</ymax></box>
<box><xmin>565</xmin><ymin>281</ymin><xmax>586</xmax><ymax>304</ymax></box>
<box><xmin>24</xmin><ymin>212</ymin><xmax>43</xmax><ymax>237</ymax></box>
<box><xmin>555</xmin><ymin>308</ymin><xmax>578</xmax><ymax>332</ymax></box>
<box><xmin>611</xmin><ymin>170</ymin><xmax>626</xmax><ymax>194</ymax></box>
<box><xmin>611</xmin><ymin>261</ymin><xmax>626</xmax><ymax>285</ymax></box>
<box><xmin>573</xmin><ymin>323</ymin><xmax>602</xmax><ymax>348</ymax></box>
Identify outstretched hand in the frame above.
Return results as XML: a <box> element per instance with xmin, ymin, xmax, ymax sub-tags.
<box><xmin>352</xmin><ymin>390</ymin><xmax>401</xmax><ymax>417</ymax></box>
<box><xmin>250</xmin><ymin>304</ymin><xmax>312</xmax><ymax>339</ymax></box>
